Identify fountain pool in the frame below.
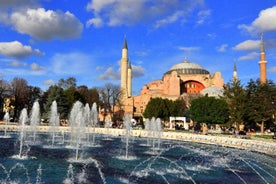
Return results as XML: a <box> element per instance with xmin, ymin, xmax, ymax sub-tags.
<box><xmin>0</xmin><ymin>132</ymin><xmax>275</xmax><ymax>184</ymax></box>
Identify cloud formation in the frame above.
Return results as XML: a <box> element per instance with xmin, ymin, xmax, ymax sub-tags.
<box><xmin>31</xmin><ymin>63</ymin><xmax>45</xmax><ymax>71</ymax></box>
<box><xmin>238</xmin><ymin>6</ymin><xmax>276</xmax><ymax>34</ymax></box>
<box><xmin>216</xmin><ymin>44</ymin><xmax>228</xmax><ymax>52</ymax></box>
<box><xmin>0</xmin><ymin>41</ymin><xmax>43</xmax><ymax>58</ymax></box>
<box><xmin>233</xmin><ymin>40</ymin><xmax>260</xmax><ymax>51</ymax></box>
<box><xmin>238</xmin><ymin>52</ymin><xmax>258</xmax><ymax>61</ymax></box>
<box><xmin>197</xmin><ymin>9</ymin><xmax>211</xmax><ymax>25</ymax></box>
<box><xmin>43</xmin><ymin>79</ymin><xmax>56</xmax><ymax>86</ymax></box>
<box><xmin>50</xmin><ymin>52</ymin><xmax>93</xmax><ymax>75</ymax></box>
<box><xmin>10</xmin><ymin>8</ymin><xmax>83</xmax><ymax>40</ymax></box>
<box><xmin>178</xmin><ymin>46</ymin><xmax>200</xmax><ymax>52</ymax></box>
<box><xmin>86</xmin><ymin>0</ymin><xmax>204</xmax><ymax>28</ymax></box>
<box><xmin>98</xmin><ymin>67</ymin><xmax>120</xmax><ymax>80</ymax></box>
<box><xmin>268</xmin><ymin>66</ymin><xmax>276</xmax><ymax>73</ymax></box>
<box><xmin>98</xmin><ymin>64</ymin><xmax>144</xmax><ymax>80</ymax></box>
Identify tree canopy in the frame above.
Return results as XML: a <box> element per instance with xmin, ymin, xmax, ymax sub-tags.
<box><xmin>143</xmin><ymin>97</ymin><xmax>187</xmax><ymax>121</ymax></box>
<box><xmin>244</xmin><ymin>79</ymin><xmax>276</xmax><ymax>133</ymax></box>
<box><xmin>190</xmin><ymin>96</ymin><xmax>229</xmax><ymax>125</ymax></box>
<box><xmin>223</xmin><ymin>79</ymin><xmax>247</xmax><ymax>130</ymax></box>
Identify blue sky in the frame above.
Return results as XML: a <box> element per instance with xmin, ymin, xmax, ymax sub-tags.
<box><xmin>0</xmin><ymin>0</ymin><xmax>276</xmax><ymax>94</ymax></box>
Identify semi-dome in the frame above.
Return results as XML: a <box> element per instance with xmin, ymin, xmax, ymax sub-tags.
<box><xmin>166</xmin><ymin>59</ymin><xmax>209</xmax><ymax>75</ymax></box>
<box><xmin>200</xmin><ymin>86</ymin><xmax>224</xmax><ymax>97</ymax></box>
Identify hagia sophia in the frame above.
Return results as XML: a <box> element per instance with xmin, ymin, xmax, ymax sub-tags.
<box><xmin>118</xmin><ymin>36</ymin><xmax>267</xmax><ymax>120</ymax></box>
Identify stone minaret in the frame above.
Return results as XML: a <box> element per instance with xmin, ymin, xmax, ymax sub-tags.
<box><xmin>127</xmin><ymin>61</ymin><xmax>132</xmax><ymax>97</ymax></box>
<box><xmin>233</xmin><ymin>59</ymin><xmax>238</xmax><ymax>82</ymax></box>
<box><xmin>259</xmin><ymin>34</ymin><xmax>267</xmax><ymax>84</ymax></box>
<box><xmin>120</xmin><ymin>37</ymin><xmax>129</xmax><ymax>100</ymax></box>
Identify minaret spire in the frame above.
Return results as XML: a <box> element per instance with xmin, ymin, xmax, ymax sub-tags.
<box><xmin>259</xmin><ymin>33</ymin><xmax>267</xmax><ymax>84</ymax></box>
<box><xmin>260</xmin><ymin>33</ymin><xmax>265</xmax><ymax>53</ymax></box>
<box><xmin>123</xmin><ymin>36</ymin><xmax>128</xmax><ymax>49</ymax></box>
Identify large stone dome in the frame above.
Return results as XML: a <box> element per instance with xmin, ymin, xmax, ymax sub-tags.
<box><xmin>166</xmin><ymin>59</ymin><xmax>209</xmax><ymax>75</ymax></box>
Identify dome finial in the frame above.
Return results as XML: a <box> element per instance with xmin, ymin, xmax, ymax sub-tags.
<box><xmin>184</xmin><ymin>57</ymin><xmax>188</xmax><ymax>63</ymax></box>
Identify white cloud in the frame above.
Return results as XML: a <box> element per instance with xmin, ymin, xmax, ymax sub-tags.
<box><xmin>207</xmin><ymin>33</ymin><xmax>216</xmax><ymax>39</ymax></box>
<box><xmin>30</xmin><ymin>63</ymin><xmax>45</xmax><ymax>71</ymax></box>
<box><xmin>233</xmin><ymin>40</ymin><xmax>260</xmax><ymax>51</ymax></box>
<box><xmin>268</xmin><ymin>66</ymin><xmax>276</xmax><ymax>73</ymax></box>
<box><xmin>10</xmin><ymin>60</ymin><xmax>20</xmax><ymax>67</ymax></box>
<box><xmin>132</xmin><ymin>65</ymin><xmax>144</xmax><ymax>77</ymax></box>
<box><xmin>216</xmin><ymin>44</ymin><xmax>228</xmax><ymax>52</ymax></box>
<box><xmin>96</xmin><ymin>66</ymin><xmax>103</xmax><ymax>71</ymax></box>
<box><xmin>86</xmin><ymin>0</ymin><xmax>204</xmax><ymax>28</ymax></box>
<box><xmin>0</xmin><ymin>41</ymin><xmax>43</xmax><ymax>58</ymax></box>
<box><xmin>97</xmin><ymin>63</ymin><xmax>145</xmax><ymax>80</ymax></box>
<box><xmin>8</xmin><ymin>60</ymin><xmax>27</xmax><ymax>67</ymax></box>
<box><xmin>86</xmin><ymin>17</ymin><xmax>103</xmax><ymax>28</ymax></box>
<box><xmin>238</xmin><ymin>52</ymin><xmax>258</xmax><ymax>61</ymax></box>
<box><xmin>154</xmin><ymin>11</ymin><xmax>184</xmax><ymax>29</ymax></box>
<box><xmin>98</xmin><ymin>67</ymin><xmax>120</xmax><ymax>80</ymax></box>
<box><xmin>197</xmin><ymin>9</ymin><xmax>211</xmax><ymax>25</ymax></box>
<box><xmin>238</xmin><ymin>6</ymin><xmax>276</xmax><ymax>34</ymax></box>
<box><xmin>10</xmin><ymin>8</ymin><xmax>83</xmax><ymax>40</ymax></box>
<box><xmin>50</xmin><ymin>52</ymin><xmax>93</xmax><ymax>75</ymax></box>
<box><xmin>0</xmin><ymin>0</ymin><xmax>38</xmax><ymax>23</ymax></box>
<box><xmin>178</xmin><ymin>46</ymin><xmax>200</xmax><ymax>52</ymax></box>
<box><xmin>43</xmin><ymin>79</ymin><xmax>56</xmax><ymax>86</ymax></box>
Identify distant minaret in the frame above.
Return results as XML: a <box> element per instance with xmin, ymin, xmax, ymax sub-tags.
<box><xmin>259</xmin><ymin>34</ymin><xmax>267</xmax><ymax>84</ymax></box>
<box><xmin>127</xmin><ymin>61</ymin><xmax>132</xmax><ymax>97</ymax></box>
<box><xmin>233</xmin><ymin>59</ymin><xmax>238</xmax><ymax>82</ymax></box>
<box><xmin>120</xmin><ymin>37</ymin><xmax>129</xmax><ymax>100</ymax></box>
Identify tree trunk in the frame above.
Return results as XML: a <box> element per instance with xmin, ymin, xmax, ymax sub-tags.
<box><xmin>257</xmin><ymin>121</ymin><xmax>264</xmax><ymax>133</ymax></box>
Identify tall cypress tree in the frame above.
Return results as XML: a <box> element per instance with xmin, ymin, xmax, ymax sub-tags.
<box><xmin>223</xmin><ymin>79</ymin><xmax>247</xmax><ymax>131</ymax></box>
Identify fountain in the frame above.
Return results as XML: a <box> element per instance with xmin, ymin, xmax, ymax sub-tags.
<box><xmin>29</xmin><ymin>101</ymin><xmax>40</xmax><ymax>144</ymax></box>
<box><xmin>69</xmin><ymin>101</ymin><xmax>86</xmax><ymax>160</ymax></box>
<box><xmin>123</xmin><ymin>113</ymin><xmax>132</xmax><ymax>159</ymax></box>
<box><xmin>2</xmin><ymin>111</ymin><xmax>10</xmax><ymax>138</ymax></box>
<box><xmin>49</xmin><ymin>100</ymin><xmax>60</xmax><ymax>147</ymax></box>
<box><xmin>90</xmin><ymin>102</ymin><xmax>98</xmax><ymax>145</ymax></box>
<box><xmin>84</xmin><ymin>103</ymin><xmax>91</xmax><ymax>143</ymax></box>
<box><xmin>0</xmin><ymin>101</ymin><xmax>275</xmax><ymax>183</ymax></box>
<box><xmin>18</xmin><ymin>108</ymin><xmax>28</xmax><ymax>158</ymax></box>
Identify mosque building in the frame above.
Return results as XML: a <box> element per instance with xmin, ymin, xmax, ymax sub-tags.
<box><xmin>119</xmin><ymin>38</ymin><xmax>224</xmax><ymax>120</ymax></box>
<box><xmin>118</xmin><ymin>35</ymin><xmax>267</xmax><ymax>120</ymax></box>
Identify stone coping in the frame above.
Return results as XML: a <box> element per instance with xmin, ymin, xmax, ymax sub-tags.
<box><xmin>0</xmin><ymin>125</ymin><xmax>275</xmax><ymax>156</ymax></box>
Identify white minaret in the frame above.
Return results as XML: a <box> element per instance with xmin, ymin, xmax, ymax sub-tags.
<box><xmin>233</xmin><ymin>59</ymin><xmax>238</xmax><ymax>82</ymax></box>
<box><xmin>120</xmin><ymin>37</ymin><xmax>128</xmax><ymax>100</ymax></box>
<box><xmin>127</xmin><ymin>61</ymin><xmax>132</xmax><ymax>97</ymax></box>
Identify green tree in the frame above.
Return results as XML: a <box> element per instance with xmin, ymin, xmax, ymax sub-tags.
<box><xmin>27</xmin><ymin>86</ymin><xmax>43</xmax><ymax>111</ymax></box>
<box><xmin>58</xmin><ymin>77</ymin><xmax>76</xmax><ymax>90</ymax></box>
<box><xmin>245</xmin><ymin>79</ymin><xmax>276</xmax><ymax>133</ymax></box>
<box><xmin>43</xmin><ymin>85</ymin><xmax>70</xmax><ymax>119</ymax></box>
<box><xmin>143</xmin><ymin>97</ymin><xmax>185</xmax><ymax>121</ymax></box>
<box><xmin>223</xmin><ymin>79</ymin><xmax>247</xmax><ymax>131</ymax></box>
<box><xmin>189</xmin><ymin>96</ymin><xmax>229</xmax><ymax>125</ymax></box>
<box><xmin>143</xmin><ymin>97</ymin><xmax>166</xmax><ymax>119</ymax></box>
<box><xmin>64</xmin><ymin>86</ymin><xmax>83</xmax><ymax>108</ymax></box>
